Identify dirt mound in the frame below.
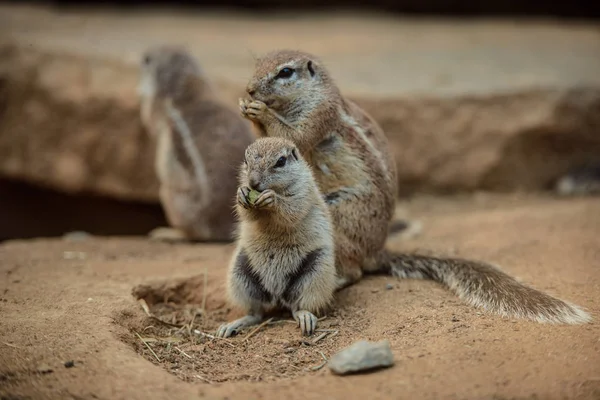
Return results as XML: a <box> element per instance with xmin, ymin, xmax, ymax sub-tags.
<box><xmin>124</xmin><ymin>275</ymin><xmax>404</xmax><ymax>384</ymax></box>
<box><xmin>1</xmin><ymin>194</ymin><xmax>599</xmax><ymax>400</ymax></box>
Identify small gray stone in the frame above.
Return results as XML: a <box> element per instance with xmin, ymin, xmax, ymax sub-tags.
<box><xmin>385</xmin><ymin>283</ymin><xmax>394</xmax><ymax>290</ymax></box>
<box><xmin>63</xmin><ymin>231</ymin><xmax>92</xmax><ymax>242</ymax></box>
<box><xmin>328</xmin><ymin>340</ymin><xmax>394</xmax><ymax>375</ymax></box>
<box><xmin>36</xmin><ymin>364</ymin><xmax>53</xmax><ymax>374</ymax></box>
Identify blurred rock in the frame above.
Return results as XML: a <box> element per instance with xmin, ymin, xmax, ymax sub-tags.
<box><xmin>62</xmin><ymin>231</ymin><xmax>92</xmax><ymax>242</ymax></box>
<box><xmin>1</xmin><ymin>15</ymin><xmax>600</xmax><ymax>201</ymax></box>
<box><xmin>357</xmin><ymin>89</ymin><xmax>600</xmax><ymax>195</ymax></box>
<box><xmin>0</xmin><ymin>43</ymin><xmax>158</xmax><ymax>203</ymax></box>
<box><xmin>554</xmin><ymin>162</ymin><xmax>600</xmax><ymax>197</ymax></box>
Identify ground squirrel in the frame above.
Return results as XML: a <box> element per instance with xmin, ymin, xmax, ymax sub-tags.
<box><xmin>137</xmin><ymin>46</ymin><xmax>255</xmax><ymax>242</ymax></box>
<box><xmin>238</xmin><ymin>49</ymin><xmax>591</xmax><ymax>325</ymax></box>
<box><xmin>216</xmin><ymin>137</ymin><xmax>337</xmax><ymax>337</ymax></box>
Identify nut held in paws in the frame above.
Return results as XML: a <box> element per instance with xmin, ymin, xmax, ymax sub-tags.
<box><xmin>247</xmin><ymin>189</ymin><xmax>261</xmax><ymax>205</ymax></box>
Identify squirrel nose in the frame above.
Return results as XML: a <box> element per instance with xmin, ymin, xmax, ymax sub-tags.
<box><xmin>249</xmin><ymin>176</ymin><xmax>262</xmax><ymax>191</ymax></box>
<box><xmin>246</xmin><ymin>82</ymin><xmax>258</xmax><ymax>97</ymax></box>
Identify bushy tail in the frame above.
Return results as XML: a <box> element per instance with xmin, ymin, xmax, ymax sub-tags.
<box><xmin>378</xmin><ymin>250</ymin><xmax>591</xmax><ymax>324</ymax></box>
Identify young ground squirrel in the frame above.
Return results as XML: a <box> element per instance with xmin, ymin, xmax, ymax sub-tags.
<box><xmin>238</xmin><ymin>49</ymin><xmax>591</xmax><ymax>325</ymax></box>
<box><xmin>138</xmin><ymin>46</ymin><xmax>255</xmax><ymax>242</ymax></box>
<box><xmin>216</xmin><ymin>137</ymin><xmax>337</xmax><ymax>337</ymax></box>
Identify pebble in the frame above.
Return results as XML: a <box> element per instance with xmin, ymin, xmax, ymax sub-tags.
<box><xmin>63</xmin><ymin>231</ymin><xmax>92</xmax><ymax>242</ymax></box>
<box><xmin>328</xmin><ymin>340</ymin><xmax>394</xmax><ymax>375</ymax></box>
<box><xmin>385</xmin><ymin>283</ymin><xmax>394</xmax><ymax>290</ymax></box>
<box><xmin>36</xmin><ymin>364</ymin><xmax>53</xmax><ymax>374</ymax></box>
<box><xmin>63</xmin><ymin>251</ymin><xmax>87</xmax><ymax>260</ymax></box>
<box><xmin>64</xmin><ymin>360</ymin><xmax>75</xmax><ymax>368</ymax></box>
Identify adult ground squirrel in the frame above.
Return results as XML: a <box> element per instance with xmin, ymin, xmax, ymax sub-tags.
<box><xmin>216</xmin><ymin>137</ymin><xmax>337</xmax><ymax>337</ymax></box>
<box><xmin>238</xmin><ymin>49</ymin><xmax>591</xmax><ymax>324</ymax></box>
<box><xmin>138</xmin><ymin>46</ymin><xmax>255</xmax><ymax>242</ymax></box>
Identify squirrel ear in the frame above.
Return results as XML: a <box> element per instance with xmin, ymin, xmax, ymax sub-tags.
<box><xmin>291</xmin><ymin>148</ymin><xmax>299</xmax><ymax>161</ymax></box>
<box><xmin>307</xmin><ymin>60</ymin><xmax>315</xmax><ymax>77</ymax></box>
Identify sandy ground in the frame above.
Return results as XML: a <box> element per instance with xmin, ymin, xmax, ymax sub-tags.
<box><xmin>1</xmin><ymin>5</ymin><xmax>599</xmax><ymax>400</ymax></box>
<box><xmin>1</xmin><ymin>193</ymin><xmax>599</xmax><ymax>400</ymax></box>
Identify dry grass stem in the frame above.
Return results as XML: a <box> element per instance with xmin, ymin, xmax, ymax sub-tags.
<box><xmin>193</xmin><ymin>329</ymin><xmax>235</xmax><ymax>347</ymax></box>
<box><xmin>137</xmin><ymin>298</ymin><xmax>183</xmax><ymax>328</ymax></box>
<box><xmin>201</xmin><ymin>267</ymin><xmax>208</xmax><ymax>313</ymax></box>
<box><xmin>175</xmin><ymin>347</ymin><xmax>193</xmax><ymax>359</ymax></box>
<box><xmin>309</xmin><ymin>351</ymin><xmax>329</xmax><ymax>371</ymax></box>
<box><xmin>138</xmin><ymin>298</ymin><xmax>152</xmax><ymax>316</ymax></box>
<box><xmin>194</xmin><ymin>374</ymin><xmax>213</xmax><ymax>384</ymax></box>
<box><xmin>244</xmin><ymin>317</ymin><xmax>275</xmax><ymax>341</ymax></box>
<box><xmin>135</xmin><ymin>331</ymin><xmax>161</xmax><ymax>362</ymax></box>
<box><xmin>312</xmin><ymin>332</ymin><xmax>329</xmax><ymax>344</ymax></box>
<box><xmin>328</xmin><ymin>330</ymin><xmax>339</xmax><ymax>339</ymax></box>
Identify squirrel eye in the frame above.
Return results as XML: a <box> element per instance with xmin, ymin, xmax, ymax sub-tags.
<box><xmin>275</xmin><ymin>67</ymin><xmax>294</xmax><ymax>79</ymax></box>
<box><xmin>274</xmin><ymin>156</ymin><xmax>287</xmax><ymax>168</ymax></box>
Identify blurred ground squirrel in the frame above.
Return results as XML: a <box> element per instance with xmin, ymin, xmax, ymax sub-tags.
<box><xmin>237</xmin><ymin>49</ymin><xmax>591</xmax><ymax>325</ymax></box>
<box><xmin>138</xmin><ymin>46</ymin><xmax>255</xmax><ymax>242</ymax></box>
<box><xmin>216</xmin><ymin>137</ymin><xmax>337</xmax><ymax>337</ymax></box>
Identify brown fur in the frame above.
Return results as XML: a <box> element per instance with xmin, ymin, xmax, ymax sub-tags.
<box><xmin>138</xmin><ymin>45</ymin><xmax>255</xmax><ymax>242</ymax></box>
<box><xmin>241</xmin><ymin>49</ymin><xmax>397</xmax><ymax>286</ymax></box>
<box><xmin>216</xmin><ymin>137</ymin><xmax>337</xmax><ymax>338</ymax></box>
<box><xmin>239</xmin><ymin>49</ymin><xmax>591</xmax><ymax>325</ymax></box>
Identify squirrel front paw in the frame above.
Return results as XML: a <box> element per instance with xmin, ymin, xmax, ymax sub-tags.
<box><xmin>237</xmin><ymin>186</ymin><xmax>253</xmax><ymax>209</ymax></box>
<box><xmin>239</xmin><ymin>98</ymin><xmax>269</xmax><ymax>122</ymax></box>
<box><xmin>253</xmin><ymin>189</ymin><xmax>276</xmax><ymax>210</ymax></box>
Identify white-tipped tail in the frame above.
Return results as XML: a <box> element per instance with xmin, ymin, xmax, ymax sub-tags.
<box><xmin>379</xmin><ymin>251</ymin><xmax>592</xmax><ymax>325</ymax></box>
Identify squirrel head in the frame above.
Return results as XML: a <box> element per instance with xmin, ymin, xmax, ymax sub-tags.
<box><xmin>245</xmin><ymin>50</ymin><xmax>335</xmax><ymax>115</ymax></box>
<box><xmin>137</xmin><ymin>45</ymin><xmax>205</xmax><ymax>102</ymax></box>
<box><xmin>240</xmin><ymin>137</ymin><xmax>311</xmax><ymax>196</ymax></box>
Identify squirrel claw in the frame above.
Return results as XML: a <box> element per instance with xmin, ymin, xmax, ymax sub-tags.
<box><xmin>216</xmin><ymin>315</ymin><xmax>262</xmax><ymax>338</ymax></box>
<box><xmin>237</xmin><ymin>186</ymin><xmax>252</xmax><ymax>209</ymax></box>
<box><xmin>293</xmin><ymin>310</ymin><xmax>318</xmax><ymax>336</ymax></box>
<box><xmin>239</xmin><ymin>98</ymin><xmax>250</xmax><ymax>117</ymax></box>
